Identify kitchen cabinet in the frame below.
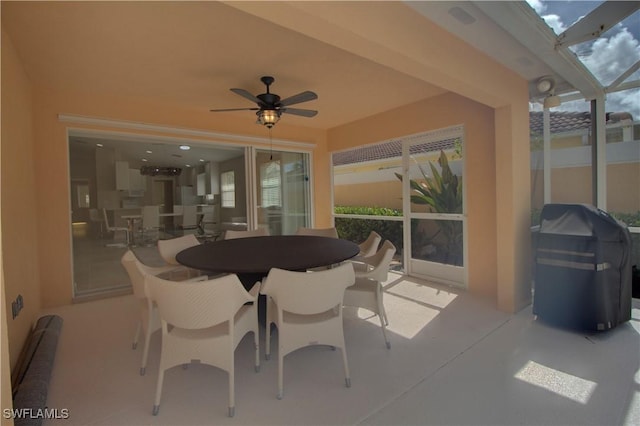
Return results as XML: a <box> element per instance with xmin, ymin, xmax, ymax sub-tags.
<box><xmin>128</xmin><ymin>169</ymin><xmax>146</xmax><ymax>191</ymax></box>
<box><xmin>115</xmin><ymin>161</ymin><xmax>129</xmax><ymax>190</ymax></box>
<box><xmin>116</xmin><ymin>161</ymin><xmax>145</xmax><ymax>192</ymax></box>
<box><xmin>196</xmin><ymin>173</ymin><xmax>206</xmax><ymax>196</ymax></box>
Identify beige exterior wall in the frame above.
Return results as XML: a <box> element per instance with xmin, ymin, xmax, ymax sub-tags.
<box><xmin>329</xmin><ymin>93</ymin><xmax>502</xmax><ymax>304</ymax></box>
<box><xmin>607</xmin><ymin>162</ymin><xmax>640</xmax><ymax>213</ymax></box>
<box><xmin>1</xmin><ymin>28</ymin><xmax>41</xmax><ymax>373</ymax></box>
<box><xmin>531</xmin><ymin>162</ymin><xmax>640</xmax><ymax>214</ymax></box>
<box><xmin>335</xmin><ymin>181</ymin><xmax>403</xmax><ymax>210</ymax></box>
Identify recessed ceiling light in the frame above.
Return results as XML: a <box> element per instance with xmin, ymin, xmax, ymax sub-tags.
<box><xmin>185</xmin><ymin>164</ymin><xmax>192</xmax><ymax>167</ymax></box>
<box><xmin>142</xmin><ymin>158</ymin><xmax>148</xmax><ymax>162</ymax></box>
<box><xmin>179</xmin><ymin>145</ymin><xmax>191</xmax><ymax>151</ymax></box>
<box><xmin>146</xmin><ymin>150</ymin><xmax>152</xmax><ymax>154</ymax></box>
<box><xmin>96</xmin><ymin>143</ymin><xmax>103</xmax><ymax>147</ymax></box>
<box><xmin>199</xmin><ymin>159</ymin><xmax>205</xmax><ymax>162</ymax></box>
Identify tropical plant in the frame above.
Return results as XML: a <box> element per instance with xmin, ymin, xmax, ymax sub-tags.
<box><xmin>396</xmin><ymin>150</ymin><xmax>463</xmax><ymax>265</ymax></box>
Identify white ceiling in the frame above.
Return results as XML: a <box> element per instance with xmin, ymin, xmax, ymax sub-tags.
<box><xmin>2</xmin><ymin>1</ymin><xmax>584</xmax><ymax>167</ymax></box>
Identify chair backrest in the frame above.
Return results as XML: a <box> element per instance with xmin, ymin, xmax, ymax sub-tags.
<box><xmin>89</xmin><ymin>208</ymin><xmax>102</xmax><ymax>223</ymax></box>
<box><xmin>102</xmin><ymin>208</ymin><xmax>113</xmax><ymax>230</ymax></box>
<box><xmin>157</xmin><ymin>234</ymin><xmax>200</xmax><ymax>266</ymax></box>
<box><xmin>260</xmin><ymin>263</ymin><xmax>355</xmax><ymax>315</ymax></box>
<box><xmin>142</xmin><ymin>206</ymin><xmax>160</xmax><ymax>229</ymax></box>
<box><xmin>201</xmin><ymin>205</ymin><xmax>215</xmax><ymax>223</ymax></box>
<box><xmin>146</xmin><ymin>273</ymin><xmax>255</xmax><ymax>329</ymax></box>
<box><xmin>295</xmin><ymin>227</ymin><xmax>338</xmax><ymax>238</ymax></box>
<box><xmin>181</xmin><ymin>205</ymin><xmax>198</xmax><ymax>228</ymax></box>
<box><xmin>121</xmin><ymin>250</ymin><xmax>156</xmax><ymax>300</ymax></box>
<box><xmin>359</xmin><ymin>240</ymin><xmax>397</xmax><ymax>283</ymax></box>
<box><xmin>358</xmin><ymin>231</ymin><xmax>382</xmax><ymax>257</ymax></box>
<box><xmin>225</xmin><ymin>228</ymin><xmax>270</xmax><ymax>240</ymax></box>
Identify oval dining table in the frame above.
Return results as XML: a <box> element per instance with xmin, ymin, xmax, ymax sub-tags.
<box><xmin>176</xmin><ymin>235</ymin><xmax>360</xmax><ymax>323</ymax></box>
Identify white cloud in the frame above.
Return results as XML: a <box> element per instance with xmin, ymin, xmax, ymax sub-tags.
<box><xmin>582</xmin><ymin>28</ymin><xmax>640</xmax><ymax>85</ymax></box>
<box><xmin>541</xmin><ymin>13</ymin><xmax>567</xmax><ymax>35</ymax></box>
<box><xmin>525</xmin><ymin>0</ymin><xmax>546</xmax><ymax>15</ymax></box>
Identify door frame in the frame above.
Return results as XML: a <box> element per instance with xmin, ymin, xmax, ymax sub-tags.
<box><xmin>401</xmin><ymin>125</ymin><xmax>468</xmax><ymax>288</ymax></box>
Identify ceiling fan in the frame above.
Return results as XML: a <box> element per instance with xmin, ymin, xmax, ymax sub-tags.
<box><xmin>210</xmin><ymin>76</ymin><xmax>318</xmax><ymax>128</ymax></box>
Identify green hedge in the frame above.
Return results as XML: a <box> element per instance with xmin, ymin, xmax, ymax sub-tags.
<box><xmin>334</xmin><ymin>206</ymin><xmax>403</xmax><ymax>252</ymax></box>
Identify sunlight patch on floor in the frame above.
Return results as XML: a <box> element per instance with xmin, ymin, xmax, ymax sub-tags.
<box><xmin>623</xmin><ymin>389</ymin><xmax>640</xmax><ymax>425</ymax></box>
<box><xmin>515</xmin><ymin>360</ymin><xmax>597</xmax><ymax>404</ymax></box>
<box><xmin>360</xmin><ymin>276</ymin><xmax>459</xmax><ymax>340</ymax></box>
<box><xmin>386</xmin><ymin>278</ymin><xmax>458</xmax><ymax>309</ymax></box>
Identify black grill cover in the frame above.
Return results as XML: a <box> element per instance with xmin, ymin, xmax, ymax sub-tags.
<box><xmin>533</xmin><ymin>204</ymin><xmax>632</xmax><ymax>331</ymax></box>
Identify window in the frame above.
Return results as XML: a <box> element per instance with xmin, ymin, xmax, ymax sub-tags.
<box><xmin>221</xmin><ymin>170</ymin><xmax>235</xmax><ymax>208</ymax></box>
<box><xmin>261</xmin><ymin>161</ymin><xmax>281</xmax><ymax>207</ymax></box>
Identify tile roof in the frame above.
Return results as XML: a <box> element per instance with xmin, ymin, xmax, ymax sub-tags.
<box><xmin>333</xmin><ymin>138</ymin><xmax>456</xmax><ymax>166</ymax></box>
<box><xmin>334</xmin><ymin>111</ymin><xmax>630</xmax><ymax>166</ymax></box>
<box><xmin>529</xmin><ymin>111</ymin><xmax>591</xmax><ymax>135</ymax></box>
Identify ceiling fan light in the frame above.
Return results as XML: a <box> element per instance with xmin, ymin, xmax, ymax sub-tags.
<box><xmin>257</xmin><ymin>109</ymin><xmax>280</xmax><ymax>128</ymax></box>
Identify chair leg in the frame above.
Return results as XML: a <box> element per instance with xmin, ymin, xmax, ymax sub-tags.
<box><xmin>132</xmin><ymin>321</ymin><xmax>141</xmax><ymax>350</ymax></box>
<box><xmin>265</xmin><ymin>322</ymin><xmax>271</xmax><ymax>360</ymax></box>
<box><xmin>340</xmin><ymin>341</ymin><xmax>351</xmax><ymax>388</ymax></box>
<box><xmin>228</xmin><ymin>363</ymin><xmax>235</xmax><ymax>417</ymax></box>
<box><xmin>153</xmin><ymin>368</ymin><xmax>165</xmax><ymax>416</ymax></box>
<box><xmin>376</xmin><ymin>293</ymin><xmax>391</xmax><ymax>349</ymax></box>
<box><xmin>254</xmin><ymin>330</ymin><xmax>260</xmax><ymax>372</ymax></box>
<box><xmin>277</xmin><ymin>352</ymin><xmax>284</xmax><ymax>399</ymax></box>
<box><xmin>379</xmin><ymin>313</ymin><xmax>391</xmax><ymax>349</ymax></box>
<box><xmin>141</xmin><ymin>326</ymin><xmax>152</xmax><ymax>375</ymax></box>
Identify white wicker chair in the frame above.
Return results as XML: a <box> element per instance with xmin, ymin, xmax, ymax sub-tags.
<box><xmin>157</xmin><ymin>234</ymin><xmax>201</xmax><ymax>279</ymax></box>
<box><xmin>260</xmin><ymin>263</ymin><xmax>355</xmax><ymax>399</ymax></box>
<box><xmin>344</xmin><ymin>240</ymin><xmax>396</xmax><ymax>349</ymax></box>
<box><xmin>356</xmin><ymin>230</ymin><xmax>382</xmax><ymax>258</ymax></box>
<box><xmin>147</xmin><ymin>273</ymin><xmax>260</xmax><ymax>417</ymax></box>
<box><xmin>224</xmin><ymin>228</ymin><xmax>269</xmax><ymax>239</ymax></box>
<box><xmin>120</xmin><ymin>250</ymin><xmax>203</xmax><ymax>376</ymax></box>
<box><xmin>295</xmin><ymin>226</ymin><xmax>339</xmax><ymax>238</ymax></box>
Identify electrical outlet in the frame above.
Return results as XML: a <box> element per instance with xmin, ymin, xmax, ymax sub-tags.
<box><xmin>11</xmin><ymin>295</ymin><xmax>24</xmax><ymax>319</ymax></box>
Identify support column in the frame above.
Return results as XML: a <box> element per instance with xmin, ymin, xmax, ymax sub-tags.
<box><xmin>495</xmin><ymin>103</ymin><xmax>532</xmax><ymax>313</ymax></box>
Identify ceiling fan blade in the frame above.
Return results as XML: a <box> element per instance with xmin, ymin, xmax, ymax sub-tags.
<box><xmin>281</xmin><ymin>107</ymin><xmax>318</xmax><ymax>117</ymax></box>
<box><xmin>230</xmin><ymin>88</ymin><xmax>262</xmax><ymax>104</ymax></box>
<box><xmin>210</xmin><ymin>107</ymin><xmax>259</xmax><ymax>112</ymax></box>
<box><xmin>279</xmin><ymin>91</ymin><xmax>318</xmax><ymax>107</ymax></box>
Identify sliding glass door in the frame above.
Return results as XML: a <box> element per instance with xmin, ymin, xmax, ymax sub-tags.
<box><xmin>332</xmin><ymin>125</ymin><xmax>466</xmax><ymax>287</ymax></box>
<box><xmin>255</xmin><ymin>149</ymin><xmax>311</xmax><ymax>235</ymax></box>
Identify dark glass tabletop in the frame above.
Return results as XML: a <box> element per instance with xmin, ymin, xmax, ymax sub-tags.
<box><xmin>175</xmin><ymin>235</ymin><xmax>360</xmax><ymax>276</ymax></box>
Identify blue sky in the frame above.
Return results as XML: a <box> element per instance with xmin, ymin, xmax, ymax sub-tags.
<box><xmin>526</xmin><ymin>0</ymin><xmax>640</xmax><ymax>117</ymax></box>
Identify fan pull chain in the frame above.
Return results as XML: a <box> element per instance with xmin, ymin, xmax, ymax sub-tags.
<box><xmin>269</xmin><ymin>127</ymin><xmax>273</xmax><ymax>160</ymax></box>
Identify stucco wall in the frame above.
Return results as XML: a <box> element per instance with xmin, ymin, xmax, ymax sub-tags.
<box><xmin>1</xmin><ymin>28</ymin><xmax>42</xmax><ymax>372</ymax></box>
<box><xmin>531</xmin><ymin>159</ymin><xmax>639</xmax><ymax>214</ymax></box>
<box><xmin>328</xmin><ymin>93</ymin><xmax>499</xmax><ymax>303</ymax></box>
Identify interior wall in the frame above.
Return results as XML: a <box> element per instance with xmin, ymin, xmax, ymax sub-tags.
<box><xmin>30</xmin><ymin>87</ymin><xmax>326</xmax><ymax>308</ymax></box>
<box><xmin>1</xmin><ymin>28</ymin><xmax>41</xmax><ymax>371</ymax></box>
<box><xmin>328</xmin><ymin>92</ymin><xmax>498</xmax><ymax>303</ymax></box>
